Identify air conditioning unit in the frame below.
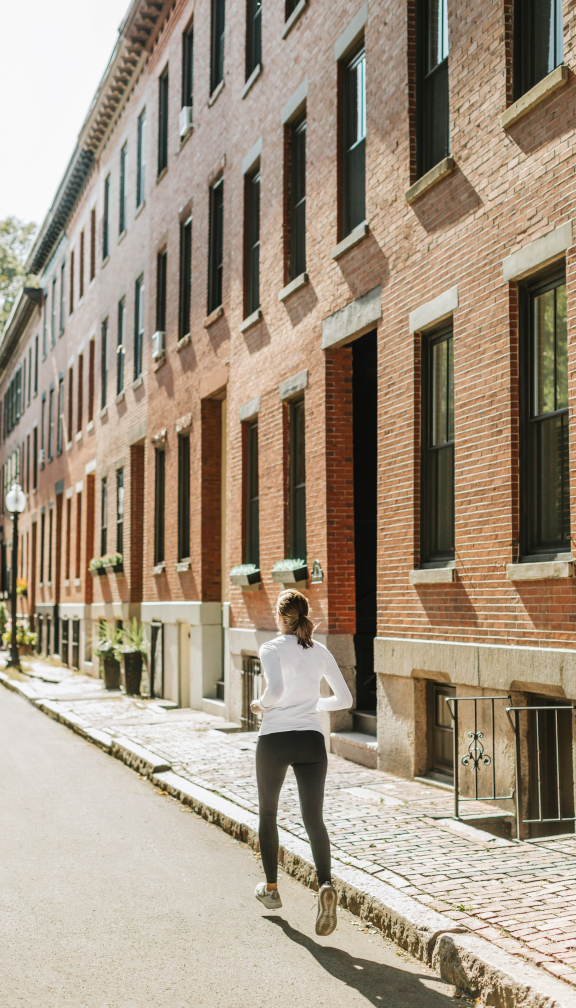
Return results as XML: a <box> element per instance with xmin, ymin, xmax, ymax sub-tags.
<box><xmin>179</xmin><ymin>106</ymin><xmax>193</xmax><ymax>137</ymax></box>
<box><xmin>151</xmin><ymin>331</ymin><xmax>165</xmax><ymax>359</ymax></box>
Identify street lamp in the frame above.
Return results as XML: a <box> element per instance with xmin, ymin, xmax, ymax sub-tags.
<box><xmin>5</xmin><ymin>483</ymin><xmax>26</xmax><ymax>670</ymax></box>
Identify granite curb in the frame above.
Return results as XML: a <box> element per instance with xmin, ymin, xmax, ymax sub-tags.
<box><xmin>3</xmin><ymin>671</ymin><xmax>576</xmax><ymax>1007</ymax></box>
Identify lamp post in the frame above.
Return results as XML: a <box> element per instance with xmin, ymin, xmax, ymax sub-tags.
<box><xmin>5</xmin><ymin>483</ymin><xmax>26</xmax><ymax>670</ymax></box>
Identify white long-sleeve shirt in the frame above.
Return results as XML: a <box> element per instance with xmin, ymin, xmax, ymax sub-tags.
<box><xmin>257</xmin><ymin>634</ymin><xmax>353</xmax><ymax>736</ymax></box>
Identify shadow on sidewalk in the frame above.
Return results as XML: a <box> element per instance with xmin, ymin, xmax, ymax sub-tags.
<box><xmin>263</xmin><ymin>916</ymin><xmax>456</xmax><ymax>1006</ymax></box>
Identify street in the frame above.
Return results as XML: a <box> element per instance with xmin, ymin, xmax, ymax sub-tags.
<box><xmin>0</xmin><ymin>687</ymin><xmax>460</xmax><ymax>1008</ymax></box>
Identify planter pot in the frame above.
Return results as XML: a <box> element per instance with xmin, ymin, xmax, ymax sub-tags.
<box><xmin>18</xmin><ymin>644</ymin><xmax>33</xmax><ymax>655</ymax></box>
<box><xmin>123</xmin><ymin>652</ymin><xmax>143</xmax><ymax>696</ymax></box>
<box><xmin>104</xmin><ymin>563</ymin><xmax>124</xmax><ymax>574</ymax></box>
<box><xmin>90</xmin><ymin>567</ymin><xmax>106</xmax><ymax>577</ymax></box>
<box><xmin>102</xmin><ymin>655</ymin><xmax>121</xmax><ymax>691</ymax></box>
<box><xmin>230</xmin><ymin>570</ymin><xmax>261</xmax><ymax>587</ymax></box>
<box><xmin>271</xmin><ymin>566</ymin><xmax>308</xmax><ymax>585</ymax></box>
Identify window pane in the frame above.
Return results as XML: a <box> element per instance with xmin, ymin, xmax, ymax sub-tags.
<box><xmin>431</xmin><ymin>335</ymin><xmax>453</xmax><ymax>445</ymax></box>
<box><xmin>556</xmin><ymin>283</ymin><xmax>568</xmax><ymax>409</ymax></box>
<box><xmin>534</xmin><ymin>288</ymin><xmax>556</xmax><ymax>415</ymax></box>
<box><xmin>535</xmin><ymin>412</ymin><xmax>570</xmax><ymax>547</ymax></box>
<box><xmin>426</xmin><ymin>0</ymin><xmax>448</xmax><ymax>73</ymax></box>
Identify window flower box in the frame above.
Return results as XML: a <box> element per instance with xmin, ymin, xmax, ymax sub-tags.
<box><xmin>230</xmin><ymin>563</ymin><xmax>261</xmax><ymax>588</ymax></box>
<box><xmin>271</xmin><ymin>559</ymin><xmax>308</xmax><ymax>588</ymax></box>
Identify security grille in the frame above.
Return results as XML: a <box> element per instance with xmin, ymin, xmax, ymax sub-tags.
<box><xmin>241</xmin><ymin>655</ymin><xmax>262</xmax><ymax>731</ymax></box>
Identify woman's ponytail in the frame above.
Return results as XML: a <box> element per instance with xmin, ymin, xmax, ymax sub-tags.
<box><xmin>277</xmin><ymin>589</ymin><xmax>315</xmax><ymax>648</ymax></box>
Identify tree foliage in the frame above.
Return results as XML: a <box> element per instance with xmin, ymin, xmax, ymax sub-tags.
<box><xmin>0</xmin><ymin>217</ymin><xmax>37</xmax><ymax>331</ymax></box>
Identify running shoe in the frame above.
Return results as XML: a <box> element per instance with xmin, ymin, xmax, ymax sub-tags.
<box><xmin>254</xmin><ymin>882</ymin><xmax>282</xmax><ymax>910</ymax></box>
<box><xmin>315</xmin><ymin>883</ymin><xmax>338</xmax><ymax>936</ymax></box>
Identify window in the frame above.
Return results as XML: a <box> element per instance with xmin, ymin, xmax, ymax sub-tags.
<box><xmin>57</xmin><ymin>375</ymin><xmax>64</xmax><ymax>456</ymax></box>
<box><xmin>134</xmin><ymin>275</ymin><xmax>144</xmax><ymax>379</ymax></box>
<box><xmin>285</xmin><ymin>0</ymin><xmax>299</xmax><ymax>15</ymax></box>
<box><xmin>116</xmin><ymin>469</ymin><xmax>124</xmax><ymax>555</ymax></box>
<box><xmin>417</xmin><ymin>0</ymin><xmax>449</xmax><ymax>177</ymax></box>
<box><xmin>341</xmin><ymin>45</ymin><xmax>366</xmax><ymax>238</ymax></box>
<box><xmin>179</xmin><ymin>221</ymin><xmax>192</xmax><ymax>338</ymax></box>
<box><xmin>67</xmin><ymin>367</ymin><xmax>73</xmax><ymax>442</ymax></box>
<box><xmin>514</xmin><ymin>0</ymin><xmax>563</xmax><ymax>99</ymax></box>
<box><xmin>77</xmin><ymin>353</ymin><xmax>83</xmax><ymax>431</ymax></box>
<box><xmin>210</xmin><ymin>0</ymin><xmax>225</xmax><ymax>93</ymax></box>
<box><xmin>51</xmin><ymin>278</ymin><xmax>57</xmax><ymax>347</ymax></box>
<box><xmin>521</xmin><ymin>274</ymin><xmax>569</xmax><ymax>556</ymax></box>
<box><xmin>79</xmin><ymin>230</ymin><xmax>85</xmax><ymax>298</ymax></box>
<box><xmin>65</xmin><ymin>495</ymin><xmax>72</xmax><ymax>582</ymax></box>
<box><xmin>244</xmin><ymin>420</ymin><xmax>259</xmax><ymax>566</ymax></box>
<box><xmin>33</xmin><ymin>427</ymin><xmax>37</xmax><ymax>489</ymax></box>
<box><xmin>154</xmin><ymin>449</ymin><xmax>165</xmax><ymax>565</ymax></box>
<box><xmin>100</xmin><ymin>477</ymin><xmax>108</xmax><ymax>556</ymax></box>
<box><xmin>119</xmin><ymin>145</ymin><xmax>127</xmax><ymax>234</ymax></box>
<box><xmin>421</xmin><ymin>326</ymin><xmax>454</xmax><ymax>563</ymax></box>
<box><xmin>178</xmin><ymin>434</ymin><xmax>190</xmax><ymax>560</ymax></box>
<box><xmin>42</xmin><ymin>292</ymin><xmax>48</xmax><ymax>358</ymax></box>
<box><xmin>157</xmin><ymin>250</ymin><xmax>167</xmax><ymax>333</ymax></box>
<box><xmin>246</xmin><ymin>0</ymin><xmax>262</xmax><ymax>79</ymax></box>
<box><xmin>26</xmin><ymin>433</ymin><xmax>30</xmax><ymax>493</ymax></box>
<box><xmin>137</xmin><ymin>111</ymin><xmax>146</xmax><ymax>207</ymax></box>
<box><xmin>103</xmin><ymin>176</ymin><xmax>110</xmax><ymax>260</ymax></box>
<box><xmin>34</xmin><ymin>335</ymin><xmax>38</xmax><ymax>394</ymax></box>
<box><xmin>75</xmin><ymin>492</ymin><xmax>82</xmax><ymax>579</ymax></box>
<box><xmin>40</xmin><ymin>510</ymin><xmax>45</xmax><ymax>584</ymax></box>
<box><xmin>289</xmin><ymin>397</ymin><xmax>306</xmax><ymax>559</ymax></box>
<box><xmin>48</xmin><ymin>505</ymin><xmax>53</xmax><ymax>584</ymax></box>
<box><xmin>70</xmin><ymin>250</ymin><xmax>75</xmax><ymax>315</ymax></box>
<box><xmin>182</xmin><ymin>24</ymin><xmax>194</xmax><ymax>110</ymax></box>
<box><xmin>158</xmin><ymin>69</ymin><xmax>169</xmax><ymax>174</ymax></box>
<box><xmin>40</xmin><ymin>395</ymin><xmax>45</xmax><ymax>468</ymax></box>
<box><xmin>208</xmin><ymin>180</ymin><xmax>224</xmax><ymax>313</ymax></box>
<box><xmin>48</xmin><ymin>386</ymin><xmax>54</xmax><ymax>462</ymax></box>
<box><xmin>117</xmin><ymin>299</ymin><xmax>125</xmax><ymax>395</ymax></box>
<box><xmin>244</xmin><ymin>170</ymin><xmax>260</xmax><ymax>318</ymax></box>
<box><xmin>101</xmin><ymin>318</ymin><xmax>108</xmax><ymax>409</ymax></box>
<box><xmin>22</xmin><ymin>358</ymin><xmax>26</xmax><ymax>414</ymax></box>
<box><xmin>288</xmin><ymin>115</ymin><xmax>306</xmax><ymax>281</ymax></box>
<box><xmin>60</xmin><ymin>261</ymin><xmax>65</xmax><ymax>334</ymax></box>
<box><xmin>90</xmin><ymin>208</ymin><xmax>96</xmax><ymax>281</ymax></box>
<box><xmin>88</xmin><ymin>340</ymin><xmax>95</xmax><ymax>423</ymax></box>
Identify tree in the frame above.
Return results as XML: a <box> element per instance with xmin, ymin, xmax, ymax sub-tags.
<box><xmin>0</xmin><ymin>217</ymin><xmax>37</xmax><ymax>331</ymax></box>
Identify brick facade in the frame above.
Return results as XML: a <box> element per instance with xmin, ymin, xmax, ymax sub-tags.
<box><xmin>1</xmin><ymin>0</ymin><xmax>576</xmax><ymax>830</ymax></box>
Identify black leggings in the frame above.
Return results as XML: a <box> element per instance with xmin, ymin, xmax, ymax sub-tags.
<box><xmin>256</xmin><ymin>730</ymin><xmax>331</xmax><ymax>887</ymax></box>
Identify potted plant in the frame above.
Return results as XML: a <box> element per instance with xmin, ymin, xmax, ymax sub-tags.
<box><xmin>117</xmin><ymin>618</ymin><xmax>147</xmax><ymax>696</ymax></box>
<box><xmin>16</xmin><ymin>577</ymin><xmax>28</xmax><ymax>598</ymax></box>
<box><xmin>102</xmin><ymin>552</ymin><xmax>124</xmax><ymax>573</ymax></box>
<box><xmin>229</xmin><ymin>563</ymin><xmax>261</xmax><ymax>588</ymax></box>
<box><xmin>3</xmin><ymin>619</ymin><xmax>37</xmax><ymax>655</ymax></box>
<box><xmin>94</xmin><ymin>623</ymin><xmax>123</xmax><ymax>689</ymax></box>
<box><xmin>89</xmin><ymin>557</ymin><xmax>106</xmax><ymax>577</ymax></box>
<box><xmin>271</xmin><ymin>558</ymin><xmax>308</xmax><ymax>588</ymax></box>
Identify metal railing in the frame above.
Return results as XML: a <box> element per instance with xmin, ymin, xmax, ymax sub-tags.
<box><xmin>446</xmin><ymin>696</ymin><xmax>515</xmax><ymax>820</ymax></box>
<box><xmin>241</xmin><ymin>656</ymin><xmax>262</xmax><ymax>731</ymax></box>
<box><xmin>507</xmin><ymin>704</ymin><xmax>576</xmax><ymax>830</ymax></box>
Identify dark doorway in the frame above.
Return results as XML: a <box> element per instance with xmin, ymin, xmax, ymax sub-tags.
<box><xmin>352</xmin><ymin>331</ymin><xmax>378</xmax><ymax>721</ymax></box>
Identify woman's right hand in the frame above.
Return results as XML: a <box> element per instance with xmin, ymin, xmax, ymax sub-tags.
<box><xmin>250</xmin><ymin>700</ymin><xmax>263</xmax><ymax>715</ymax></box>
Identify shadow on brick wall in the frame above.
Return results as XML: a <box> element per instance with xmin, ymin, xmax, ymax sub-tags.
<box><xmin>410</xmin><ymin>168</ymin><xmax>482</xmax><ymax>234</ymax></box>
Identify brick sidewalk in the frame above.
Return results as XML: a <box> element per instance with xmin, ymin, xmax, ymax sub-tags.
<box><xmin>8</xmin><ymin>663</ymin><xmax>576</xmax><ymax>987</ymax></box>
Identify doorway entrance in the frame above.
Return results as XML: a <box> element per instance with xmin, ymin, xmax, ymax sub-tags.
<box><xmin>352</xmin><ymin>331</ymin><xmax>377</xmax><ymax>731</ymax></box>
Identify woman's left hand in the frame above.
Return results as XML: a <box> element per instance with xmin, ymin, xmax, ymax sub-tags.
<box><xmin>250</xmin><ymin>700</ymin><xmax>263</xmax><ymax>714</ymax></box>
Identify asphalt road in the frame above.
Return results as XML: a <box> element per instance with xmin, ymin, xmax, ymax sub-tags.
<box><xmin>0</xmin><ymin>687</ymin><xmax>461</xmax><ymax>1008</ymax></box>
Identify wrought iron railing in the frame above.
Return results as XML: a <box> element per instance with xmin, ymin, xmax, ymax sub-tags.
<box><xmin>507</xmin><ymin>704</ymin><xmax>576</xmax><ymax>831</ymax></box>
<box><xmin>446</xmin><ymin>695</ymin><xmax>515</xmax><ymax>821</ymax></box>
<box><xmin>241</xmin><ymin>655</ymin><xmax>262</xmax><ymax>731</ymax></box>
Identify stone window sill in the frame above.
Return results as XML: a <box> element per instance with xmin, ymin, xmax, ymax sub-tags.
<box><xmin>500</xmin><ymin>65</ymin><xmax>569</xmax><ymax>130</ymax></box>
<box><xmin>75</xmin><ymin>430</ymin><xmax>82</xmax><ymax>441</ymax></box>
<box><xmin>118</xmin><ymin>229</ymin><xmax>127</xmax><ymax>245</ymax></box>
<box><xmin>74</xmin><ymin>578</ymin><xmax>81</xmax><ymax>587</ymax></box>
<box><xmin>175</xmin><ymin>560</ymin><xmax>190</xmax><ymax>572</ymax></box>
<box><xmin>204</xmin><ymin>305</ymin><xmax>224</xmax><ymax>328</ymax></box>
<box><xmin>177</xmin><ymin>333</ymin><xmax>191</xmax><ymax>352</ymax></box>
<box><xmin>405</xmin><ymin>157</ymin><xmax>455</xmax><ymax>204</ymax></box>
<box><xmin>102</xmin><ymin>255</ymin><xmax>110</xmax><ymax>269</ymax></box>
<box><xmin>132</xmin><ymin>375</ymin><xmax>143</xmax><ymax>390</ymax></box>
<box><xmin>115</xmin><ymin>391</ymin><xmax>125</xmax><ymax>404</ymax></box>
<box><xmin>152</xmin><ymin>563</ymin><xmax>166</xmax><ymax>576</ymax></box>
<box><xmin>239</xmin><ymin>307</ymin><xmax>262</xmax><ymax>333</ymax></box>
<box><xmin>208</xmin><ymin>80</ymin><xmax>225</xmax><ymax>107</ymax></box>
<box><xmin>409</xmin><ymin>566</ymin><xmax>456</xmax><ymax>585</ymax></box>
<box><xmin>279</xmin><ymin>273</ymin><xmax>308</xmax><ymax>301</ymax></box>
<box><xmin>87</xmin><ymin>420</ymin><xmax>94</xmax><ymax>432</ymax></box>
<box><xmin>153</xmin><ymin>355</ymin><xmax>166</xmax><ymax>372</ymax></box>
<box><xmin>242</xmin><ymin>63</ymin><xmax>262</xmax><ymax>99</ymax></box>
<box><xmin>331</xmin><ymin>221</ymin><xmax>368</xmax><ymax>260</ymax></box>
<box><xmin>506</xmin><ymin>559</ymin><xmax>574</xmax><ymax>581</ymax></box>
<box><xmin>135</xmin><ymin>201</ymin><xmax>145</xmax><ymax>219</ymax></box>
<box><xmin>63</xmin><ymin>579</ymin><xmax>70</xmax><ymax>587</ymax></box>
<box><xmin>179</xmin><ymin>125</ymin><xmax>194</xmax><ymax>150</ymax></box>
<box><xmin>66</xmin><ymin>441</ymin><xmax>72</xmax><ymax>452</ymax></box>
<box><xmin>282</xmin><ymin>0</ymin><xmax>308</xmax><ymax>38</ymax></box>
<box><xmin>156</xmin><ymin>166</ymin><xmax>168</xmax><ymax>185</ymax></box>
<box><xmin>99</xmin><ymin>405</ymin><xmax>108</xmax><ymax>418</ymax></box>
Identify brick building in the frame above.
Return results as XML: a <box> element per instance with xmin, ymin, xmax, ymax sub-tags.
<box><xmin>1</xmin><ymin>0</ymin><xmax>576</xmax><ymax>837</ymax></box>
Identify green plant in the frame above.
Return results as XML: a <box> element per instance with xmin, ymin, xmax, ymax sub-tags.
<box><xmin>117</xmin><ymin>618</ymin><xmax>147</xmax><ymax>656</ymax></box>
<box><xmin>271</xmin><ymin>558</ymin><xmax>306</xmax><ymax>572</ymax></box>
<box><xmin>230</xmin><ymin>563</ymin><xmax>259</xmax><ymax>575</ymax></box>
<box><xmin>89</xmin><ymin>556</ymin><xmax>104</xmax><ymax>571</ymax></box>
<box><xmin>93</xmin><ymin>621</ymin><xmax>123</xmax><ymax>656</ymax></box>
<box><xmin>0</xmin><ymin>602</ymin><xmax>8</xmax><ymax>638</ymax></box>
<box><xmin>3</xmin><ymin>619</ymin><xmax>37</xmax><ymax>647</ymax></box>
<box><xmin>102</xmin><ymin>553</ymin><xmax>123</xmax><ymax>567</ymax></box>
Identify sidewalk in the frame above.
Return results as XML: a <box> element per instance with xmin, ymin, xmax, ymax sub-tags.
<box><xmin>4</xmin><ymin>659</ymin><xmax>576</xmax><ymax>1006</ymax></box>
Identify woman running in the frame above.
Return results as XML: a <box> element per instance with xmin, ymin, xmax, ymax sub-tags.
<box><xmin>251</xmin><ymin>589</ymin><xmax>353</xmax><ymax>936</ymax></box>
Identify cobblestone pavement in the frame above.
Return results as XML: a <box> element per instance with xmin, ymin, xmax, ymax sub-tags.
<box><xmin>8</xmin><ymin>663</ymin><xmax>576</xmax><ymax>986</ymax></box>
